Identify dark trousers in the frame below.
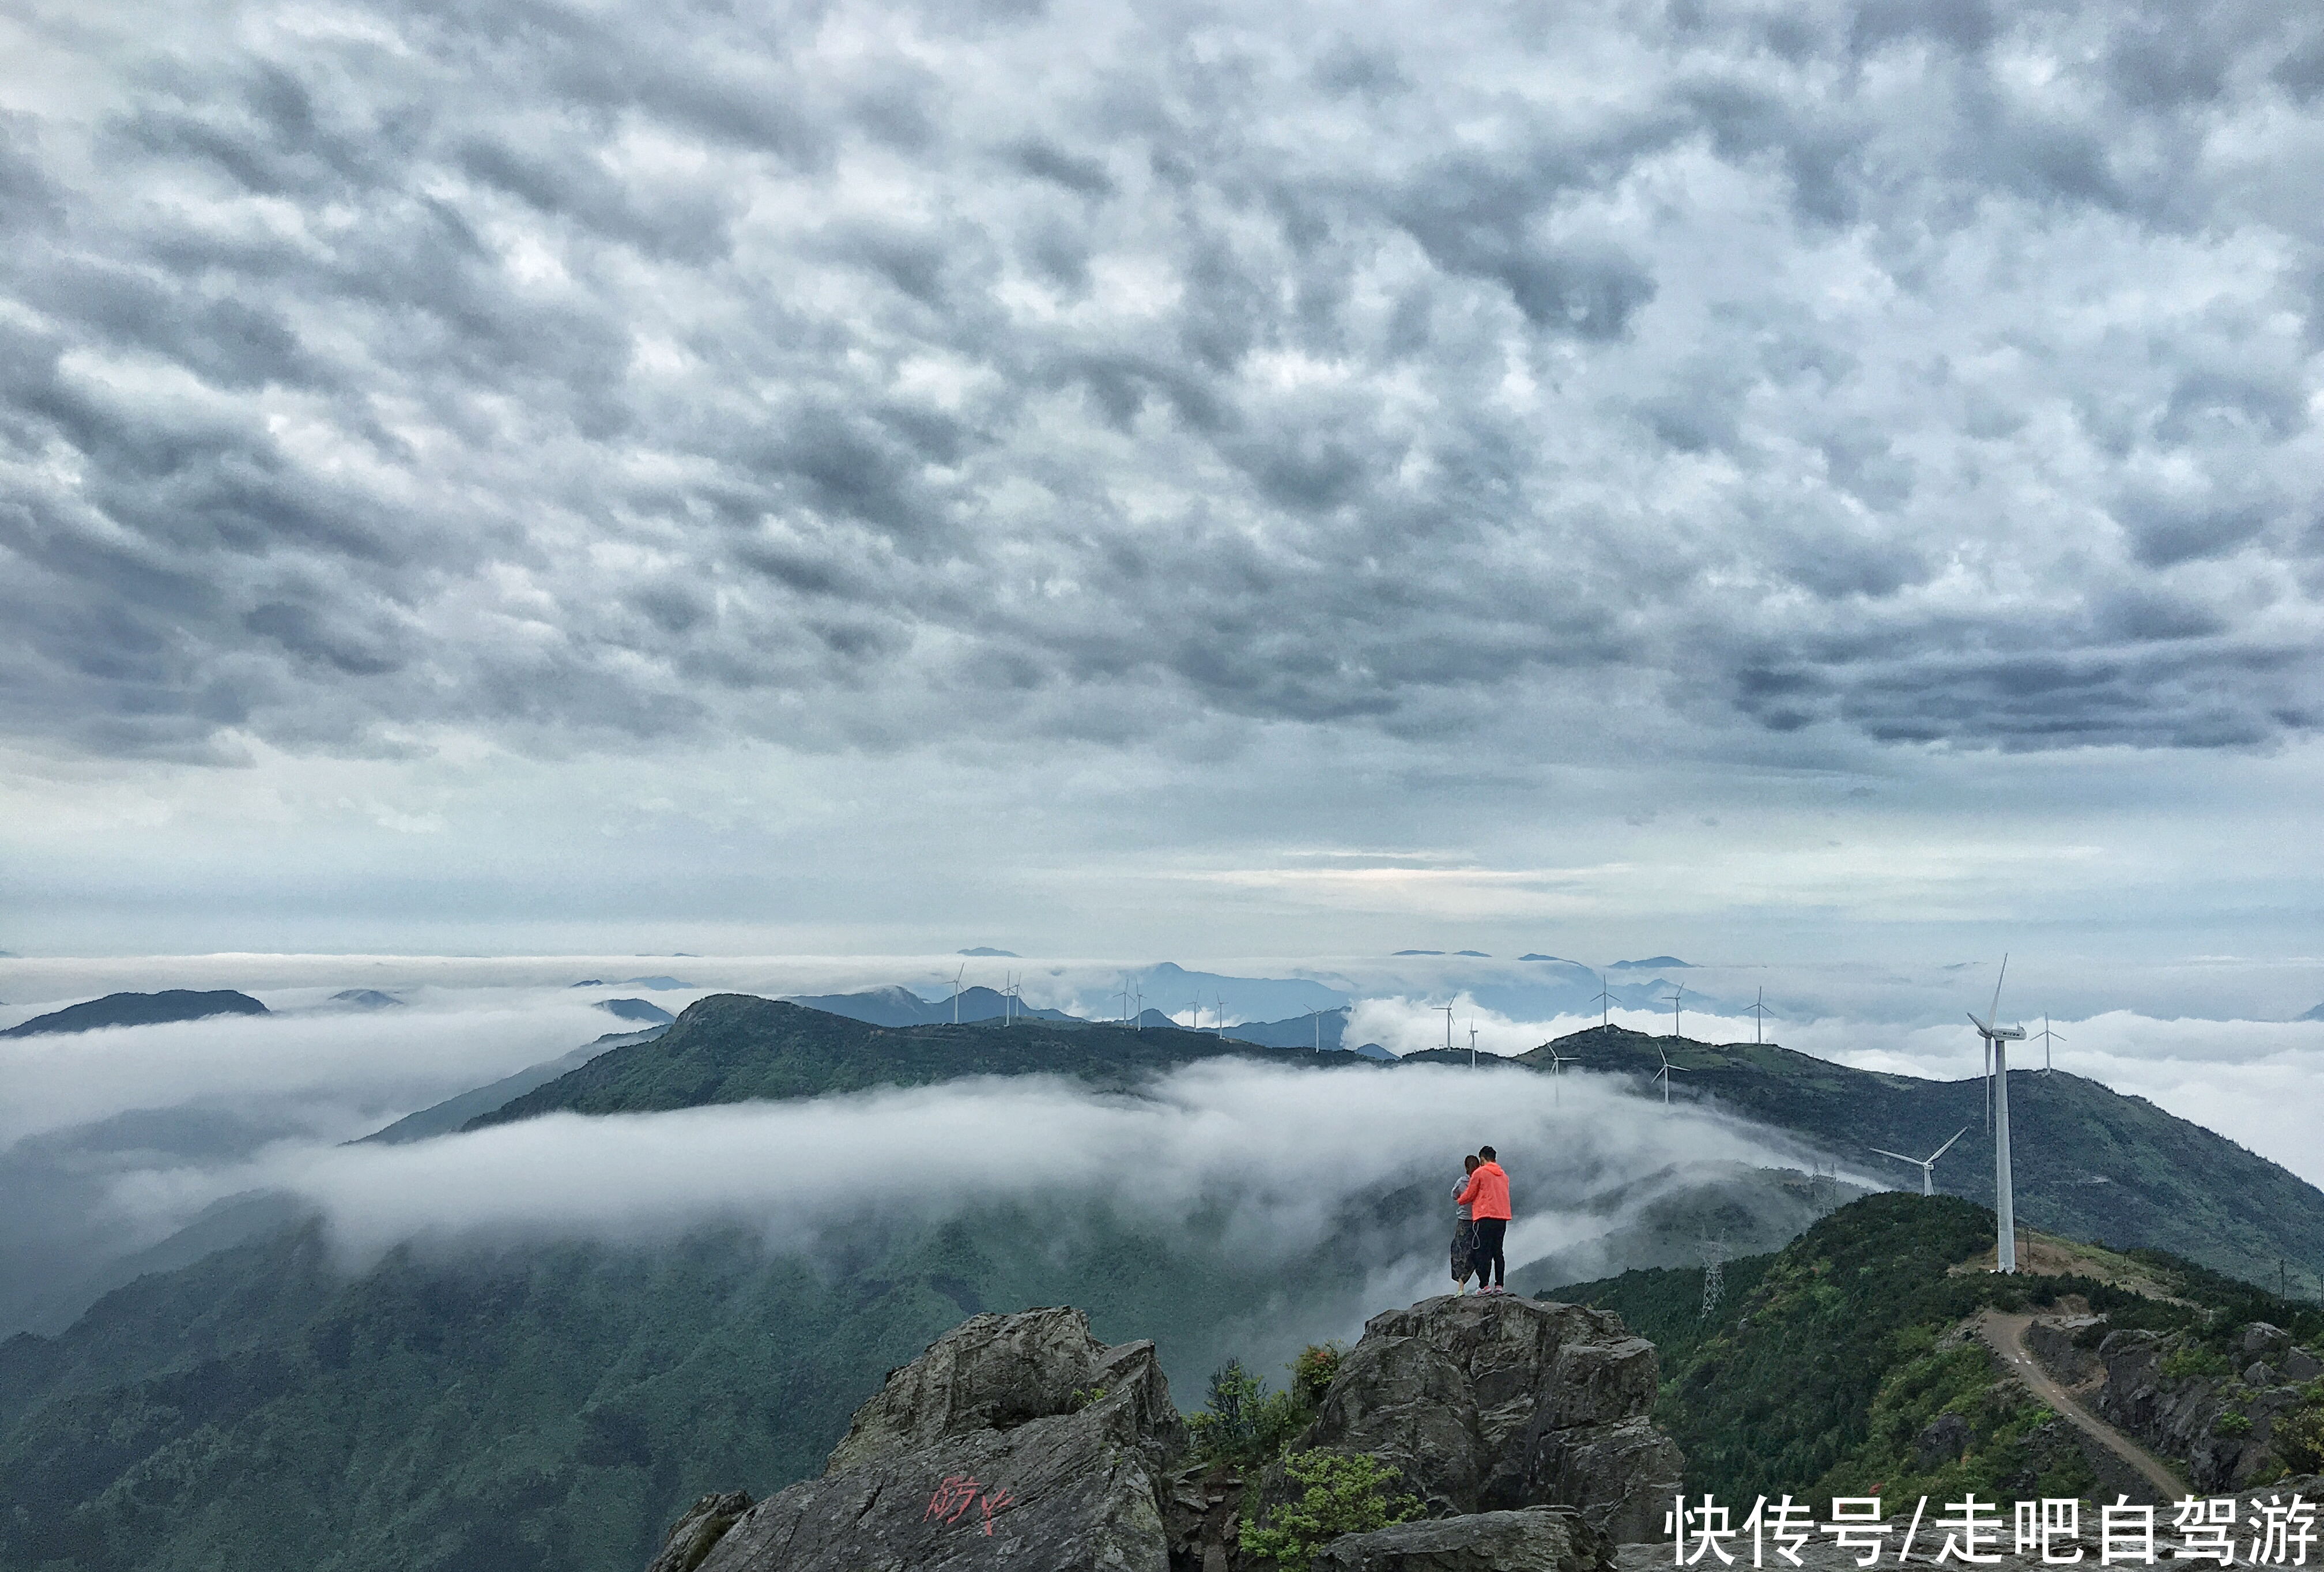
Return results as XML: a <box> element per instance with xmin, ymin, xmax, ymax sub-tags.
<box><xmin>1471</xmin><ymin>1218</ymin><xmax>1507</xmax><ymax>1287</ymax></box>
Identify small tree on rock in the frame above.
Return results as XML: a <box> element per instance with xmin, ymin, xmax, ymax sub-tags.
<box><xmin>1238</xmin><ymin>1450</ymin><xmax>1420</xmax><ymax>1569</ymax></box>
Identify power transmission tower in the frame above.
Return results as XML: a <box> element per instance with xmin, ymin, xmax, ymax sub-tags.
<box><xmin>1700</xmin><ymin>1237</ymin><xmax>1725</xmax><ymax>1320</ymax></box>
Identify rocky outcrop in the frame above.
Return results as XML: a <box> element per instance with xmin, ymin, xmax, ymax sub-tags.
<box><xmin>2087</xmin><ymin>1323</ymin><xmax>2324</xmax><ymax>1491</ymax></box>
<box><xmin>684</xmin><ymin>1307</ymin><xmax>1188</xmax><ymax>1572</ymax></box>
<box><xmin>1312</xmin><ymin>1505</ymin><xmax>1610</xmax><ymax>1572</ymax></box>
<box><xmin>1289</xmin><ymin>1295</ymin><xmax>1682</xmax><ymax>1543</ymax></box>
<box><xmin>647</xmin><ymin>1493</ymin><xmax>754</xmax><ymax>1572</ymax></box>
<box><xmin>2024</xmin><ymin>1315</ymin><xmax>2106</xmax><ymax>1390</ymax></box>
<box><xmin>648</xmin><ymin>1295</ymin><xmax>1681</xmax><ymax>1571</ymax></box>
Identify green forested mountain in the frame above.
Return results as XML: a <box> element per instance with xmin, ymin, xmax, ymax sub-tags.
<box><xmin>1521</xmin><ymin>1025</ymin><xmax>2324</xmax><ymax>1290</ymax></box>
<box><xmin>467</xmin><ymin>994</ymin><xmax>1344</xmax><ymax>1129</ymax></box>
<box><xmin>1563</xmin><ymin>1192</ymin><xmax>2324</xmax><ymax>1506</ymax></box>
<box><xmin>0</xmin><ymin>1189</ymin><xmax>1439</xmax><ymax>1572</ymax></box>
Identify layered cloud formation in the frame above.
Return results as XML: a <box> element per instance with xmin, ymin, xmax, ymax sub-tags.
<box><xmin>5</xmin><ymin>0</ymin><xmax>2321</xmax><ymax>770</ymax></box>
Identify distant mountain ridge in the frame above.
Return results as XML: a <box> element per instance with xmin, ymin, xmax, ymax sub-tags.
<box><xmin>356</xmin><ymin>1026</ymin><xmax>669</xmax><ymax>1144</ymax></box>
<box><xmin>1521</xmin><ymin>1023</ymin><xmax>2324</xmax><ymax>1292</ymax></box>
<box><xmin>780</xmin><ymin>983</ymin><xmax>1076</xmax><ymax>1027</ymax></box>
<box><xmin>1</xmin><ymin>989</ymin><xmax>268</xmax><ymax>1037</ymax></box>
<box><xmin>464</xmin><ymin>995</ymin><xmax>1353</xmax><ymax>1129</ymax></box>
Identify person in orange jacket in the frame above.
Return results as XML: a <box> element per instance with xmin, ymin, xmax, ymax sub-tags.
<box><xmin>1455</xmin><ymin>1145</ymin><xmax>1512</xmax><ymax>1294</ymax></box>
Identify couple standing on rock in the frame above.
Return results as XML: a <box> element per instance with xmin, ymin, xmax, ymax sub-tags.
<box><xmin>1449</xmin><ymin>1146</ymin><xmax>1512</xmax><ymax>1296</ymax></box>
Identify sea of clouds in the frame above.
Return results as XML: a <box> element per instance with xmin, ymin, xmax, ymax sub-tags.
<box><xmin>1</xmin><ymin>949</ymin><xmax>2318</xmax><ymax>1343</ymax></box>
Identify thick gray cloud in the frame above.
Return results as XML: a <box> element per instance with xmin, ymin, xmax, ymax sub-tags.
<box><xmin>2</xmin><ymin>0</ymin><xmax>2319</xmax><ymax>767</ymax></box>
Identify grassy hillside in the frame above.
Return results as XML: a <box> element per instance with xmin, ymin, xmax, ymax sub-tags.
<box><xmin>1562</xmin><ymin>1193</ymin><xmax>2324</xmax><ymax>1506</ymax></box>
<box><xmin>1523</xmin><ymin>1025</ymin><xmax>2324</xmax><ymax>1290</ymax></box>
<box><xmin>468</xmin><ymin>994</ymin><xmax>1343</xmax><ymax>1128</ymax></box>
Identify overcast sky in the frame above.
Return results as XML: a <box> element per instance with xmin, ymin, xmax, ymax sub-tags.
<box><xmin>3</xmin><ymin>0</ymin><xmax>2322</xmax><ymax>964</ymax></box>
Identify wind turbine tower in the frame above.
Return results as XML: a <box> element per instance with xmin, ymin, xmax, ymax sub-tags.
<box><xmin>1970</xmin><ymin>956</ymin><xmax>2028</xmax><ymax>1272</ymax></box>
<box><xmin>1591</xmin><ymin>975</ymin><xmax>1615</xmax><ymax>1032</ymax></box>
<box><xmin>1666</xmin><ymin>983</ymin><xmax>1685</xmax><ymax>1041</ymax></box>
<box><xmin>1543</xmin><ymin>1038</ymin><xmax>1575</xmax><ymax>1101</ymax></box>
<box><xmin>1468</xmin><ymin>1020</ymin><xmax>1478</xmax><ymax>1069</ymax></box>
<box><xmin>950</xmin><ymin>963</ymin><xmax>965</xmax><ymax>1026</ymax></box>
<box><xmin>1869</xmin><ymin>1126</ymin><xmax>1970</xmax><ymax>1197</ymax></box>
<box><xmin>2035</xmin><ymin>1015</ymin><xmax>2065</xmax><ymax>1075</ymax></box>
<box><xmin>1746</xmin><ymin>987</ymin><xmax>1772</xmax><ymax>1045</ymax></box>
<box><xmin>1439</xmin><ymin>1003</ymin><xmax>1455</xmax><ymax>1054</ymax></box>
<box><xmin>1653</xmin><ymin>1045</ymin><xmax>1684</xmax><ymax>1107</ymax></box>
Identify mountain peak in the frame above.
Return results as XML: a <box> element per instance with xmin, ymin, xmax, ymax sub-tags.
<box><xmin>1</xmin><ymin>989</ymin><xmax>269</xmax><ymax>1038</ymax></box>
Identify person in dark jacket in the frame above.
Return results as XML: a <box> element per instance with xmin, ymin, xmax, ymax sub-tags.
<box><xmin>1449</xmin><ymin>1153</ymin><xmax>1480</xmax><ymax>1295</ymax></box>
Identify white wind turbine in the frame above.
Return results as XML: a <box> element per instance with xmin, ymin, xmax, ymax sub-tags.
<box><xmin>1869</xmin><ymin>1126</ymin><xmax>1971</xmax><ymax>1197</ymax></box>
<box><xmin>1439</xmin><ymin>1003</ymin><xmax>1455</xmax><ymax>1054</ymax></box>
<box><xmin>1746</xmin><ymin>987</ymin><xmax>1772</xmax><ymax>1045</ymax></box>
<box><xmin>2033</xmin><ymin>1015</ymin><xmax>2065</xmax><ymax>1075</ymax></box>
<box><xmin>950</xmin><ymin>963</ymin><xmax>966</xmax><ymax>1025</ymax></box>
<box><xmin>1969</xmin><ymin>955</ymin><xmax>2028</xmax><ymax>1273</ymax></box>
<box><xmin>1467</xmin><ymin>1019</ymin><xmax>1479</xmax><ymax>1069</ymax></box>
<box><xmin>1542</xmin><ymin>1038</ymin><xmax>1577</xmax><ymax>1102</ymax></box>
<box><xmin>1591</xmin><ymin>975</ymin><xmax>1616</xmax><ymax>1032</ymax></box>
<box><xmin>1665</xmin><ymin>983</ymin><xmax>1685</xmax><ymax>1041</ymax></box>
<box><xmin>1653</xmin><ymin>1044</ymin><xmax>1684</xmax><ymax>1107</ymax></box>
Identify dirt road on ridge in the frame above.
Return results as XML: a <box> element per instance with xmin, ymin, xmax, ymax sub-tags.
<box><xmin>1978</xmin><ymin>1310</ymin><xmax>2186</xmax><ymax>1502</ymax></box>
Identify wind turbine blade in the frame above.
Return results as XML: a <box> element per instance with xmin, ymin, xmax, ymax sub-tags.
<box><xmin>1989</xmin><ymin>953</ymin><xmax>2008</xmax><ymax>1024</ymax></box>
<box><xmin>1867</xmin><ymin>1148</ymin><xmax>1919</xmax><ymax>1165</ymax></box>
<box><xmin>1967</xmin><ymin>1012</ymin><xmax>1990</xmax><ymax>1033</ymax></box>
<box><xmin>1928</xmin><ymin>1126</ymin><xmax>1970</xmax><ymax>1162</ymax></box>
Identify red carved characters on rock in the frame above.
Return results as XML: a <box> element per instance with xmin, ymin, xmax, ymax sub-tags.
<box><xmin>925</xmin><ymin>1473</ymin><xmax>1017</xmax><ymax>1536</ymax></box>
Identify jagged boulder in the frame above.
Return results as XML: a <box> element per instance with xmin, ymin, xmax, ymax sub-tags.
<box><xmin>648</xmin><ymin>1493</ymin><xmax>754</xmax><ymax>1572</ymax></box>
<box><xmin>684</xmin><ymin>1307</ymin><xmax>1189</xmax><ymax>1572</ymax></box>
<box><xmin>2092</xmin><ymin>1325</ymin><xmax>2323</xmax><ymax>1491</ymax></box>
<box><xmin>1288</xmin><ymin>1295</ymin><xmax>1682</xmax><ymax>1543</ymax></box>
<box><xmin>1312</xmin><ymin>1505</ymin><xmax>1610</xmax><ymax>1571</ymax></box>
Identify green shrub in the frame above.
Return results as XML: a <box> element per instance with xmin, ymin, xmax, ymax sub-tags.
<box><xmin>1240</xmin><ymin>1450</ymin><xmax>1421</xmax><ymax>1570</ymax></box>
<box><xmin>2161</xmin><ymin>1345</ymin><xmax>2232</xmax><ymax>1382</ymax></box>
<box><xmin>1190</xmin><ymin>1360</ymin><xmax>1268</xmax><ymax>1461</ymax></box>
<box><xmin>2213</xmin><ymin>1411</ymin><xmax>2252</xmax><ymax>1438</ymax></box>
<box><xmin>1291</xmin><ymin>1342</ymin><xmax>1344</xmax><ymax>1407</ymax></box>
<box><xmin>2275</xmin><ymin>1404</ymin><xmax>2324</xmax><ymax>1476</ymax></box>
<box><xmin>1189</xmin><ymin>1347</ymin><xmax>1345</xmax><ymax>1466</ymax></box>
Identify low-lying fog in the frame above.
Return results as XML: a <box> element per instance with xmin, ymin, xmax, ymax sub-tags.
<box><xmin>1</xmin><ymin>950</ymin><xmax>2318</xmax><ymax>1343</ymax></box>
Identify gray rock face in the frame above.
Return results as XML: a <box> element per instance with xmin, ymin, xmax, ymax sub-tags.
<box><xmin>2024</xmin><ymin>1317</ymin><xmax>2104</xmax><ymax>1389</ymax></box>
<box><xmin>2093</xmin><ymin>1325</ymin><xmax>2322</xmax><ymax>1492</ymax></box>
<box><xmin>1915</xmin><ymin>1413</ymin><xmax>1972</xmax><ymax>1468</ymax></box>
<box><xmin>1312</xmin><ymin>1506</ymin><xmax>1611</xmax><ymax>1572</ymax></box>
<box><xmin>648</xmin><ymin>1493</ymin><xmax>754</xmax><ymax>1572</ymax></box>
<box><xmin>2242</xmin><ymin>1322</ymin><xmax>2292</xmax><ymax>1361</ymax></box>
<box><xmin>691</xmin><ymin>1307</ymin><xmax>1188</xmax><ymax>1572</ymax></box>
<box><xmin>1292</xmin><ymin>1295</ymin><xmax>1682</xmax><ymax>1543</ymax></box>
